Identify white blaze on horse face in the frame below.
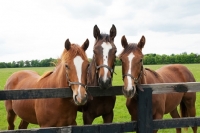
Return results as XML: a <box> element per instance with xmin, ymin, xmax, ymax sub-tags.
<box><xmin>73</xmin><ymin>56</ymin><xmax>83</xmax><ymax>98</ymax></box>
<box><xmin>127</xmin><ymin>53</ymin><xmax>135</xmax><ymax>91</ymax></box>
<box><xmin>101</xmin><ymin>42</ymin><xmax>112</xmax><ymax>82</ymax></box>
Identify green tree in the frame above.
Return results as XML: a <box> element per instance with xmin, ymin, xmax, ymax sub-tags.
<box><xmin>25</xmin><ymin>60</ymin><xmax>31</xmax><ymax>67</ymax></box>
<box><xmin>18</xmin><ymin>60</ymin><xmax>24</xmax><ymax>67</ymax></box>
<box><xmin>0</xmin><ymin>62</ymin><xmax>6</xmax><ymax>68</ymax></box>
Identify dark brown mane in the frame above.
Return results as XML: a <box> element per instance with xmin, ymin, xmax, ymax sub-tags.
<box><xmin>145</xmin><ymin>68</ymin><xmax>160</xmax><ymax>78</ymax></box>
<box><xmin>95</xmin><ymin>34</ymin><xmax>114</xmax><ymax>45</ymax></box>
<box><xmin>119</xmin><ymin>43</ymin><xmax>139</xmax><ymax>58</ymax></box>
<box><xmin>101</xmin><ymin>34</ymin><xmax>110</xmax><ymax>41</ymax></box>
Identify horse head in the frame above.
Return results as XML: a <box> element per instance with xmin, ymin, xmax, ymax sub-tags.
<box><xmin>92</xmin><ymin>24</ymin><xmax>117</xmax><ymax>89</ymax></box>
<box><xmin>119</xmin><ymin>35</ymin><xmax>145</xmax><ymax>98</ymax></box>
<box><xmin>62</xmin><ymin>39</ymin><xmax>90</xmax><ymax>105</ymax></box>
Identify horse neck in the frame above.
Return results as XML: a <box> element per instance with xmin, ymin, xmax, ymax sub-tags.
<box><xmin>39</xmin><ymin>63</ymin><xmax>68</xmax><ymax>88</ymax></box>
<box><xmin>139</xmin><ymin>68</ymin><xmax>147</xmax><ymax>84</ymax></box>
<box><xmin>87</xmin><ymin>56</ymin><xmax>99</xmax><ymax>86</ymax></box>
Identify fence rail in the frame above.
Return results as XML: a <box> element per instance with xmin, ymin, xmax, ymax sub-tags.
<box><xmin>1</xmin><ymin>82</ymin><xmax>200</xmax><ymax>133</ymax></box>
<box><xmin>1</xmin><ymin>82</ymin><xmax>200</xmax><ymax>100</ymax></box>
<box><xmin>1</xmin><ymin>117</ymin><xmax>200</xmax><ymax>133</ymax></box>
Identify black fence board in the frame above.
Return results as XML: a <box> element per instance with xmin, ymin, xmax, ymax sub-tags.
<box><xmin>1</xmin><ymin>82</ymin><xmax>200</xmax><ymax>100</ymax></box>
<box><xmin>0</xmin><ymin>127</ymin><xmax>62</xmax><ymax>133</ymax></box>
<box><xmin>2</xmin><ymin>118</ymin><xmax>200</xmax><ymax>133</ymax></box>
<box><xmin>137</xmin><ymin>88</ymin><xmax>153</xmax><ymax>133</ymax></box>
<box><xmin>62</xmin><ymin>122</ymin><xmax>137</xmax><ymax>133</ymax></box>
<box><xmin>0</xmin><ymin>86</ymin><xmax>123</xmax><ymax>100</ymax></box>
<box><xmin>0</xmin><ymin>88</ymin><xmax>71</xmax><ymax>100</ymax></box>
<box><xmin>153</xmin><ymin>117</ymin><xmax>200</xmax><ymax>130</ymax></box>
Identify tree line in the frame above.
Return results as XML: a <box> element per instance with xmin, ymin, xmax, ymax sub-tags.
<box><xmin>115</xmin><ymin>52</ymin><xmax>200</xmax><ymax>66</ymax></box>
<box><xmin>1</xmin><ymin>52</ymin><xmax>200</xmax><ymax>68</ymax></box>
<box><xmin>0</xmin><ymin>58</ymin><xmax>56</xmax><ymax>68</ymax></box>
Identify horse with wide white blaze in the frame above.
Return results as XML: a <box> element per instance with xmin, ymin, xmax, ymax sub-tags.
<box><xmin>119</xmin><ymin>35</ymin><xmax>197</xmax><ymax>133</ymax></box>
<box><xmin>5</xmin><ymin>38</ymin><xmax>90</xmax><ymax>129</ymax></box>
<box><xmin>78</xmin><ymin>24</ymin><xmax>117</xmax><ymax>124</ymax></box>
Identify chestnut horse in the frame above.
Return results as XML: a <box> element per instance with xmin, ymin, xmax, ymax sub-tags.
<box><xmin>78</xmin><ymin>25</ymin><xmax>117</xmax><ymax>124</ymax></box>
<box><xmin>119</xmin><ymin>35</ymin><xmax>197</xmax><ymax>133</ymax></box>
<box><xmin>4</xmin><ymin>39</ymin><xmax>90</xmax><ymax>129</ymax></box>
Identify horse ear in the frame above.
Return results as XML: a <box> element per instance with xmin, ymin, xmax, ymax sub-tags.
<box><xmin>137</xmin><ymin>36</ymin><xmax>145</xmax><ymax>50</ymax></box>
<box><xmin>65</xmin><ymin>39</ymin><xmax>71</xmax><ymax>50</ymax></box>
<box><xmin>81</xmin><ymin>39</ymin><xmax>89</xmax><ymax>51</ymax></box>
<box><xmin>110</xmin><ymin>24</ymin><xmax>117</xmax><ymax>40</ymax></box>
<box><xmin>121</xmin><ymin>35</ymin><xmax>128</xmax><ymax>48</ymax></box>
<box><xmin>93</xmin><ymin>25</ymin><xmax>100</xmax><ymax>40</ymax></box>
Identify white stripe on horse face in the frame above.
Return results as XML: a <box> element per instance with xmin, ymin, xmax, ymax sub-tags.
<box><xmin>127</xmin><ymin>52</ymin><xmax>135</xmax><ymax>91</ymax></box>
<box><xmin>101</xmin><ymin>42</ymin><xmax>112</xmax><ymax>82</ymax></box>
<box><xmin>73</xmin><ymin>56</ymin><xmax>84</xmax><ymax>97</ymax></box>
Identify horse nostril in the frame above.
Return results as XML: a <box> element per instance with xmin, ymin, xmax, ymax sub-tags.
<box><xmin>85</xmin><ymin>94</ymin><xmax>88</xmax><ymax>100</ymax></box>
<box><xmin>75</xmin><ymin>95</ymin><xmax>78</xmax><ymax>102</ymax></box>
<box><xmin>108</xmin><ymin>77</ymin><xmax>111</xmax><ymax>84</ymax></box>
<box><xmin>98</xmin><ymin>78</ymin><xmax>101</xmax><ymax>84</ymax></box>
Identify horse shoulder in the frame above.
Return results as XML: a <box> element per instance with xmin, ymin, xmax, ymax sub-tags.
<box><xmin>144</xmin><ymin>69</ymin><xmax>164</xmax><ymax>84</ymax></box>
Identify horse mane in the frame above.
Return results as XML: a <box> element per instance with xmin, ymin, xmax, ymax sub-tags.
<box><xmin>39</xmin><ymin>71</ymin><xmax>54</xmax><ymax>80</ymax></box>
<box><xmin>95</xmin><ymin>33</ymin><xmax>113</xmax><ymax>45</ymax></box>
<box><xmin>87</xmin><ymin>57</ymin><xmax>98</xmax><ymax>86</ymax></box>
<box><xmin>101</xmin><ymin>34</ymin><xmax>110</xmax><ymax>41</ymax></box>
<box><xmin>145</xmin><ymin>68</ymin><xmax>160</xmax><ymax>79</ymax></box>
<box><xmin>38</xmin><ymin>44</ymin><xmax>87</xmax><ymax>81</ymax></box>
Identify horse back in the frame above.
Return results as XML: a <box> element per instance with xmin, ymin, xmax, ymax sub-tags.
<box><xmin>156</xmin><ymin>64</ymin><xmax>195</xmax><ymax>82</ymax></box>
<box><xmin>5</xmin><ymin>70</ymin><xmax>40</xmax><ymax>90</ymax></box>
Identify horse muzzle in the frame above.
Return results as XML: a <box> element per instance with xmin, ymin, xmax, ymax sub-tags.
<box><xmin>98</xmin><ymin>77</ymin><xmax>112</xmax><ymax>89</ymax></box>
<box><xmin>122</xmin><ymin>86</ymin><xmax>136</xmax><ymax>98</ymax></box>
<box><xmin>74</xmin><ymin>94</ymin><xmax>88</xmax><ymax>105</ymax></box>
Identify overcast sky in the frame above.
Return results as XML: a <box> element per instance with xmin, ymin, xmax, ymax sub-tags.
<box><xmin>0</xmin><ymin>0</ymin><xmax>200</xmax><ymax>62</ymax></box>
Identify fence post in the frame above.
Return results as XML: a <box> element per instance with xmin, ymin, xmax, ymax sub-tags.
<box><xmin>137</xmin><ymin>87</ymin><xmax>153</xmax><ymax>133</ymax></box>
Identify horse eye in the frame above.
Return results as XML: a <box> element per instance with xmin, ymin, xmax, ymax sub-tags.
<box><xmin>65</xmin><ymin>64</ymin><xmax>69</xmax><ymax>69</ymax></box>
<box><xmin>140</xmin><ymin>59</ymin><xmax>143</xmax><ymax>62</ymax></box>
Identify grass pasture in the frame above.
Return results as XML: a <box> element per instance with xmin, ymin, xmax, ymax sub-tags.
<box><xmin>0</xmin><ymin>64</ymin><xmax>200</xmax><ymax>132</ymax></box>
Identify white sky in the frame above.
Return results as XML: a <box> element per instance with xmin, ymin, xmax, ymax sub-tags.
<box><xmin>0</xmin><ymin>0</ymin><xmax>200</xmax><ymax>62</ymax></box>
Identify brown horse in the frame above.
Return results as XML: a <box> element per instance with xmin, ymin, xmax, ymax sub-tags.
<box><xmin>119</xmin><ymin>35</ymin><xmax>197</xmax><ymax>133</ymax></box>
<box><xmin>78</xmin><ymin>25</ymin><xmax>117</xmax><ymax>124</ymax></box>
<box><xmin>4</xmin><ymin>39</ymin><xmax>90</xmax><ymax>129</ymax></box>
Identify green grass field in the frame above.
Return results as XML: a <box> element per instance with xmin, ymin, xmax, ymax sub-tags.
<box><xmin>0</xmin><ymin>64</ymin><xmax>200</xmax><ymax>132</ymax></box>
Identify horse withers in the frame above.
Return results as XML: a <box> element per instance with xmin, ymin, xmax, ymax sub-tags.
<box><xmin>78</xmin><ymin>25</ymin><xmax>117</xmax><ymax>124</ymax></box>
<box><xmin>119</xmin><ymin>35</ymin><xmax>197</xmax><ymax>133</ymax></box>
<box><xmin>5</xmin><ymin>39</ymin><xmax>90</xmax><ymax>129</ymax></box>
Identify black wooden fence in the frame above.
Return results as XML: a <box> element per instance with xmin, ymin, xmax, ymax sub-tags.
<box><xmin>1</xmin><ymin>82</ymin><xmax>200</xmax><ymax>133</ymax></box>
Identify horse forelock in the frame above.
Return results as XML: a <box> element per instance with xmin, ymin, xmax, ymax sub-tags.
<box><xmin>119</xmin><ymin>43</ymin><xmax>138</xmax><ymax>58</ymax></box>
<box><xmin>61</xmin><ymin>44</ymin><xmax>88</xmax><ymax>63</ymax></box>
<box><xmin>95</xmin><ymin>34</ymin><xmax>115</xmax><ymax>46</ymax></box>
